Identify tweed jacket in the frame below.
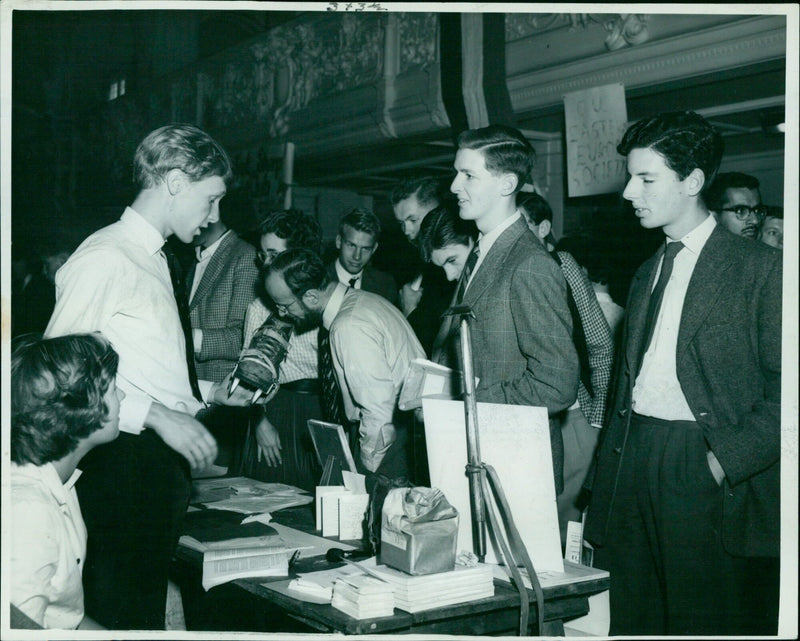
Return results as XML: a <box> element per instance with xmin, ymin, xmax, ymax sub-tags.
<box><xmin>189</xmin><ymin>232</ymin><xmax>259</xmax><ymax>383</ymax></box>
<box><xmin>585</xmin><ymin>224</ymin><xmax>782</xmax><ymax>557</ymax></box>
<box><xmin>326</xmin><ymin>261</ymin><xmax>399</xmax><ymax>306</ymax></box>
<box><xmin>433</xmin><ymin>216</ymin><xmax>580</xmax><ymax>492</ymax></box>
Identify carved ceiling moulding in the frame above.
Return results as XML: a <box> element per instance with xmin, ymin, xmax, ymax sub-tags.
<box><xmin>191</xmin><ymin>12</ymin><xmax>387</xmax><ymax>138</ymax></box>
<box><xmin>505</xmin><ymin>13</ymin><xmax>650</xmax><ymax>51</ymax></box>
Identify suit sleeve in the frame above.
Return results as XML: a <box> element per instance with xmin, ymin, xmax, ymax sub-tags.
<box><xmin>706</xmin><ymin>254</ymin><xmax>782</xmax><ymax>486</ymax></box>
<box><xmin>196</xmin><ymin>249</ymin><xmax>259</xmax><ymax>363</ymax></box>
<box><xmin>480</xmin><ymin>251</ymin><xmax>580</xmax><ymax>414</ymax></box>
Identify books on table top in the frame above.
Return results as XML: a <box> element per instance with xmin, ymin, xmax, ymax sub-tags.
<box><xmin>179</xmin><ymin>508</ymin><xmax>292</xmax><ymax>591</ymax></box>
<box><xmin>356</xmin><ymin>558</ymin><xmax>495</xmax><ymax>614</ymax></box>
<box><xmin>331</xmin><ymin>574</ymin><xmax>395</xmax><ymax>620</ymax></box>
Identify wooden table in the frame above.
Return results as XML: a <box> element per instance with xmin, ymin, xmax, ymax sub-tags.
<box><xmin>171</xmin><ymin>505</ymin><xmax>608</xmax><ymax>636</ymax></box>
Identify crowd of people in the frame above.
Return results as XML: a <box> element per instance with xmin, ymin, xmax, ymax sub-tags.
<box><xmin>9</xmin><ymin>110</ymin><xmax>783</xmax><ymax>636</ymax></box>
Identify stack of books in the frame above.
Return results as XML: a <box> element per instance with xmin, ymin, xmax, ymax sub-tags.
<box><xmin>180</xmin><ymin>509</ymin><xmax>290</xmax><ymax>591</ymax></box>
<box><xmin>365</xmin><ymin>561</ymin><xmax>495</xmax><ymax>613</ymax></box>
<box><xmin>331</xmin><ymin>574</ymin><xmax>395</xmax><ymax>620</ymax></box>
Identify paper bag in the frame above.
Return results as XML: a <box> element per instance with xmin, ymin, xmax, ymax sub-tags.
<box><xmin>379</xmin><ymin>487</ymin><xmax>459</xmax><ymax>575</ymax></box>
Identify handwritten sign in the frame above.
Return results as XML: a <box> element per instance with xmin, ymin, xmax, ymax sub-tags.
<box><xmin>564</xmin><ymin>83</ymin><xmax>628</xmax><ymax>197</ymax></box>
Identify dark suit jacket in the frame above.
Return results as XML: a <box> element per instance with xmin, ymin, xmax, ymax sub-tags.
<box><xmin>406</xmin><ymin>262</ymin><xmax>455</xmax><ymax>358</ymax></box>
<box><xmin>189</xmin><ymin>232</ymin><xmax>259</xmax><ymax>383</ymax></box>
<box><xmin>326</xmin><ymin>261</ymin><xmax>399</xmax><ymax>306</ymax></box>
<box><xmin>585</xmin><ymin>224</ymin><xmax>782</xmax><ymax>557</ymax></box>
<box><xmin>433</xmin><ymin>216</ymin><xmax>580</xmax><ymax>492</ymax></box>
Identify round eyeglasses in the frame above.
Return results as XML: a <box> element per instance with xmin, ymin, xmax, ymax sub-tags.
<box><xmin>719</xmin><ymin>204</ymin><xmax>767</xmax><ymax>221</ymax></box>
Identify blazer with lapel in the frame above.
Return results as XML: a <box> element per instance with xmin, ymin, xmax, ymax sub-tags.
<box><xmin>189</xmin><ymin>232</ymin><xmax>259</xmax><ymax>383</ymax></box>
<box><xmin>326</xmin><ymin>261</ymin><xmax>399</xmax><ymax>306</ymax></box>
<box><xmin>433</xmin><ymin>216</ymin><xmax>580</xmax><ymax>492</ymax></box>
<box><xmin>585</xmin><ymin>224</ymin><xmax>782</xmax><ymax>557</ymax></box>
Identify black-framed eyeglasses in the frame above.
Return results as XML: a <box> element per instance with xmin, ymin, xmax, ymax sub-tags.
<box><xmin>257</xmin><ymin>249</ymin><xmax>280</xmax><ymax>265</ymax></box>
<box><xmin>719</xmin><ymin>204</ymin><xmax>768</xmax><ymax>221</ymax></box>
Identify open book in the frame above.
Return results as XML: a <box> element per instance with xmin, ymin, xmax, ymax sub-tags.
<box><xmin>399</xmin><ymin>358</ymin><xmax>475</xmax><ymax>411</ymax></box>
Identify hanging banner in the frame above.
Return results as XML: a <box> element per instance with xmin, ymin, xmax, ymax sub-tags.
<box><xmin>564</xmin><ymin>83</ymin><xmax>629</xmax><ymax>197</ymax></box>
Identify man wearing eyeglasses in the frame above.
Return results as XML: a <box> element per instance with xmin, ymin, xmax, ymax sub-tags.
<box><xmin>706</xmin><ymin>171</ymin><xmax>766</xmax><ymax>239</ymax></box>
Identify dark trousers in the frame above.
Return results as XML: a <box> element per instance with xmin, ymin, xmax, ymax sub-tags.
<box><xmin>240</xmin><ymin>382</ymin><xmax>323</xmax><ymax>493</ymax></box>
<box><xmin>76</xmin><ymin>430</ymin><xmax>191</xmax><ymax>630</ymax></box>
<box><xmin>593</xmin><ymin>414</ymin><xmax>779</xmax><ymax>636</ymax></box>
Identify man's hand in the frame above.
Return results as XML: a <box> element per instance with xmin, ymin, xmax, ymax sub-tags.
<box><xmin>707</xmin><ymin>450</ymin><xmax>726</xmax><ymax>486</ymax></box>
<box><xmin>255</xmin><ymin>415</ymin><xmax>282</xmax><ymax>467</ymax></box>
<box><xmin>145</xmin><ymin>402</ymin><xmax>218</xmax><ymax>470</ymax></box>
<box><xmin>211</xmin><ymin>371</ymin><xmax>279</xmax><ymax>406</ymax></box>
<box><xmin>399</xmin><ymin>282</ymin><xmax>424</xmax><ymax>317</ymax></box>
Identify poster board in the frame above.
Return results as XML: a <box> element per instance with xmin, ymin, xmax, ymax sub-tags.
<box><xmin>423</xmin><ymin>399</ymin><xmax>563</xmax><ymax>573</ymax></box>
<box><xmin>564</xmin><ymin>82</ymin><xmax>629</xmax><ymax>197</ymax></box>
<box><xmin>307</xmin><ymin>420</ymin><xmax>358</xmax><ymax>485</ymax></box>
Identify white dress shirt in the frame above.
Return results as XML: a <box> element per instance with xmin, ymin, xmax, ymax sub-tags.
<box><xmin>46</xmin><ymin>207</ymin><xmax>212</xmax><ymax>433</ymax></box>
<box><xmin>10</xmin><ymin>463</ymin><xmax>86</xmax><ymax>629</ymax></box>
<box><xmin>335</xmin><ymin>259</ymin><xmax>362</xmax><ymax>288</ymax></box>
<box><xmin>243</xmin><ymin>297</ymin><xmax>319</xmax><ymax>383</ymax></box>
<box><xmin>323</xmin><ymin>283</ymin><xmax>426</xmax><ymax>472</ymax></box>
<box><xmin>632</xmin><ymin>214</ymin><xmax>717</xmax><ymax>420</ymax></box>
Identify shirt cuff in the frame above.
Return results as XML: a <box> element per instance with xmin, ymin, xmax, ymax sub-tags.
<box><xmin>118</xmin><ymin>394</ymin><xmax>152</xmax><ymax>435</ymax></box>
<box><xmin>193</xmin><ymin>329</ymin><xmax>203</xmax><ymax>353</ymax></box>
<box><xmin>199</xmin><ymin>380</ymin><xmax>215</xmax><ymax>405</ymax></box>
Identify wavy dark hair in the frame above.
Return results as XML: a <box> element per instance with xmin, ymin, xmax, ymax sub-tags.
<box><xmin>617</xmin><ymin>111</ymin><xmax>724</xmax><ymax>199</ymax></box>
<box><xmin>11</xmin><ymin>333</ymin><xmax>119</xmax><ymax>465</ymax></box>
<box><xmin>259</xmin><ymin>208</ymin><xmax>322</xmax><ymax>255</ymax></box>
<box><xmin>417</xmin><ymin>202</ymin><xmax>477</xmax><ymax>263</ymax></box>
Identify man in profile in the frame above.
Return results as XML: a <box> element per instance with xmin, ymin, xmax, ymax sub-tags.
<box><xmin>585</xmin><ymin>112</ymin><xmax>781</xmax><ymax>636</ymax></box>
<box><xmin>46</xmin><ymin>123</ymin><xmax>254</xmax><ymax>629</ymax></box>
<box><xmin>435</xmin><ymin>125</ymin><xmax>580</xmax><ymax>493</ymax></box>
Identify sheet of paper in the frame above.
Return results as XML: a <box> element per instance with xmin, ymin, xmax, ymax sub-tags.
<box><xmin>423</xmin><ymin>399</ymin><xmax>563</xmax><ymax>573</ymax></box>
<box><xmin>338</xmin><ymin>493</ymin><xmax>369</xmax><ymax>540</ymax></box>
<box><xmin>342</xmin><ymin>470</ymin><xmax>367</xmax><ymax>494</ymax></box>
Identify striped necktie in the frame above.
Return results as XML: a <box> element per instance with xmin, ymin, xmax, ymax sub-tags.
<box><xmin>455</xmin><ymin>245</ymin><xmax>480</xmax><ymax>304</ymax></box>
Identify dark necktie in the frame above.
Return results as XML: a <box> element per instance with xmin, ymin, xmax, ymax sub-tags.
<box><xmin>455</xmin><ymin>245</ymin><xmax>480</xmax><ymax>304</ymax></box>
<box><xmin>348</xmin><ymin>276</ymin><xmax>358</xmax><ymax>289</ymax></box>
<box><xmin>163</xmin><ymin>244</ymin><xmax>203</xmax><ymax>402</ymax></box>
<box><xmin>639</xmin><ymin>240</ymin><xmax>684</xmax><ymax>368</ymax></box>
<box><xmin>318</xmin><ymin>328</ymin><xmax>349</xmax><ymax>429</ymax></box>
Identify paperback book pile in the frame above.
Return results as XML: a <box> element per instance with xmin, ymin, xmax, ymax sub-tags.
<box><xmin>331</xmin><ymin>574</ymin><xmax>395</xmax><ymax>620</ymax></box>
<box><xmin>180</xmin><ymin>509</ymin><xmax>291</xmax><ymax>590</ymax></box>
<box><xmin>363</xmin><ymin>559</ymin><xmax>495</xmax><ymax>613</ymax></box>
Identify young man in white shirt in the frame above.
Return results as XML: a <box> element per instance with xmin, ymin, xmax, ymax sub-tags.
<box><xmin>45</xmin><ymin>124</ymin><xmax>254</xmax><ymax>629</ymax></box>
<box><xmin>585</xmin><ymin>111</ymin><xmax>782</xmax><ymax>636</ymax></box>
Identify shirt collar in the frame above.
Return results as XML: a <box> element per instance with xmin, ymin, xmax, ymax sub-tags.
<box><xmin>335</xmin><ymin>259</ymin><xmax>362</xmax><ymax>284</ymax></box>
<box><xmin>477</xmin><ymin>211</ymin><xmax>521</xmax><ymax>258</ymax></box>
<box><xmin>195</xmin><ymin>229</ymin><xmax>230</xmax><ymax>262</ymax></box>
<box><xmin>675</xmin><ymin>213</ymin><xmax>716</xmax><ymax>256</ymax></box>
<box><xmin>322</xmin><ymin>282</ymin><xmax>349</xmax><ymax>330</ymax></box>
<box><xmin>12</xmin><ymin>462</ymin><xmax>82</xmax><ymax>506</ymax></box>
<box><xmin>121</xmin><ymin>206</ymin><xmax>169</xmax><ymax>256</ymax></box>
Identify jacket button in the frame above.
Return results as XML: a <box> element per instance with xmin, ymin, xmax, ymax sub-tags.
<box><xmin>613</xmin><ymin>447</ymin><xmax>622</xmax><ymax>455</ymax></box>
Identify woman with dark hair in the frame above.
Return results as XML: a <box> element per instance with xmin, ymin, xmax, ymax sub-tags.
<box><xmin>10</xmin><ymin>333</ymin><xmax>122</xmax><ymax>630</ymax></box>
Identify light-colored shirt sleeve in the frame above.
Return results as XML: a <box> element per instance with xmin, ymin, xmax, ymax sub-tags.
<box><xmin>331</xmin><ymin>320</ymin><xmax>399</xmax><ymax>473</ymax></box>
